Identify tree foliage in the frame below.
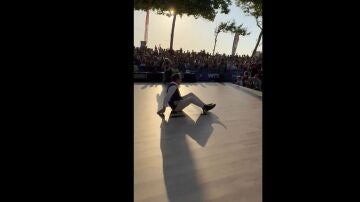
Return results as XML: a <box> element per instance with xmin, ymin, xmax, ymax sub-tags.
<box><xmin>212</xmin><ymin>21</ymin><xmax>231</xmax><ymax>55</ymax></box>
<box><xmin>225</xmin><ymin>21</ymin><xmax>250</xmax><ymax>36</ymax></box>
<box><xmin>215</xmin><ymin>21</ymin><xmax>230</xmax><ymax>36</ymax></box>
<box><xmin>134</xmin><ymin>0</ymin><xmax>232</xmax><ymax>21</ymax></box>
<box><xmin>235</xmin><ymin>0</ymin><xmax>262</xmax><ymax>28</ymax></box>
<box><xmin>235</xmin><ymin>0</ymin><xmax>262</xmax><ymax>17</ymax></box>
<box><xmin>236</xmin><ymin>0</ymin><xmax>262</xmax><ymax>57</ymax></box>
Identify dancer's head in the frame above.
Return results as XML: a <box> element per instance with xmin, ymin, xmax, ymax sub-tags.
<box><xmin>171</xmin><ymin>73</ymin><xmax>181</xmax><ymax>85</ymax></box>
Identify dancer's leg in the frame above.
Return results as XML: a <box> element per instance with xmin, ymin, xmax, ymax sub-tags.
<box><xmin>174</xmin><ymin>95</ymin><xmax>205</xmax><ymax>111</ymax></box>
<box><xmin>181</xmin><ymin>93</ymin><xmax>206</xmax><ymax>107</ymax></box>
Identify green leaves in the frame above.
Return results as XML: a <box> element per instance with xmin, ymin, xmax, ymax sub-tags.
<box><xmin>235</xmin><ymin>0</ymin><xmax>262</xmax><ymax>57</ymax></box>
<box><xmin>235</xmin><ymin>0</ymin><xmax>262</xmax><ymax>18</ymax></box>
<box><xmin>217</xmin><ymin>20</ymin><xmax>250</xmax><ymax>36</ymax></box>
<box><xmin>215</xmin><ymin>21</ymin><xmax>230</xmax><ymax>35</ymax></box>
<box><xmin>235</xmin><ymin>0</ymin><xmax>262</xmax><ymax>29</ymax></box>
<box><xmin>134</xmin><ymin>0</ymin><xmax>232</xmax><ymax>21</ymax></box>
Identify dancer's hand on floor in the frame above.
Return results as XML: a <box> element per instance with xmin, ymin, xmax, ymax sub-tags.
<box><xmin>157</xmin><ymin>107</ymin><xmax>165</xmax><ymax>115</ymax></box>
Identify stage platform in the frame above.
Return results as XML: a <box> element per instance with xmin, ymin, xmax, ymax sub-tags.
<box><xmin>134</xmin><ymin>82</ymin><xmax>262</xmax><ymax>202</ymax></box>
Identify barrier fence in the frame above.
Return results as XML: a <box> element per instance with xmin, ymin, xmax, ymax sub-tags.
<box><xmin>134</xmin><ymin>69</ymin><xmax>242</xmax><ymax>83</ymax></box>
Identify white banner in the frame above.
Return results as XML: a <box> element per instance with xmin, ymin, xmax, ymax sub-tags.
<box><xmin>232</xmin><ymin>33</ymin><xmax>240</xmax><ymax>56</ymax></box>
<box><xmin>144</xmin><ymin>10</ymin><xmax>149</xmax><ymax>43</ymax></box>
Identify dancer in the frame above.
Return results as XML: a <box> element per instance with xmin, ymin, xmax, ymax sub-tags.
<box><xmin>157</xmin><ymin>73</ymin><xmax>216</xmax><ymax>115</ymax></box>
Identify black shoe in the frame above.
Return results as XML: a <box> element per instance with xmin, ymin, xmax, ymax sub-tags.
<box><xmin>202</xmin><ymin>104</ymin><xmax>216</xmax><ymax>113</ymax></box>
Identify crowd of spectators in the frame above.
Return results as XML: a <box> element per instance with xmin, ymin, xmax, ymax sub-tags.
<box><xmin>134</xmin><ymin>46</ymin><xmax>262</xmax><ymax>91</ymax></box>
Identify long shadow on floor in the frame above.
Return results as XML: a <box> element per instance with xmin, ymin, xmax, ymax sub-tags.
<box><xmin>159</xmin><ymin>112</ymin><xmax>226</xmax><ymax>202</ymax></box>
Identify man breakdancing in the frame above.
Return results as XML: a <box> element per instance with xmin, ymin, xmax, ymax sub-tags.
<box><xmin>157</xmin><ymin>73</ymin><xmax>216</xmax><ymax>115</ymax></box>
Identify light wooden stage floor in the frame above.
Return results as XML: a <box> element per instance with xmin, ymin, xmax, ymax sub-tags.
<box><xmin>134</xmin><ymin>82</ymin><xmax>262</xmax><ymax>202</ymax></box>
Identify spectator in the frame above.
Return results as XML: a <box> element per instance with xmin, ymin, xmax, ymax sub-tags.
<box><xmin>134</xmin><ymin>46</ymin><xmax>262</xmax><ymax>90</ymax></box>
<box><xmin>253</xmin><ymin>73</ymin><xmax>262</xmax><ymax>90</ymax></box>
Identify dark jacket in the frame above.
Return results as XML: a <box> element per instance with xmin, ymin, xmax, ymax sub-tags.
<box><xmin>167</xmin><ymin>83</ymin><xmax>182</xmax><ymax>110</ymax></box>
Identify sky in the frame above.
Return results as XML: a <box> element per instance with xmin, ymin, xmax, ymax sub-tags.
<box><xmin>134</xmin><ymin>1</ymin><xmax>262</xmax><ymax>56</ymax></box>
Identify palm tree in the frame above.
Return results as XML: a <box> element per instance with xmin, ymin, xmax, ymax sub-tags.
<box><xmin>134</xmin><ymin>0</ymin><xmax>232</xmax><ymax>50</ymax></box>
<box><xmin>212</xmin><ymin>22</ymin><xmax>230</xmax><ymax>55</ymax></box>
<box><xmin>226</xmin><ymin>22</ymin><xmax>250</xmax><ymax>55</ymax></box>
